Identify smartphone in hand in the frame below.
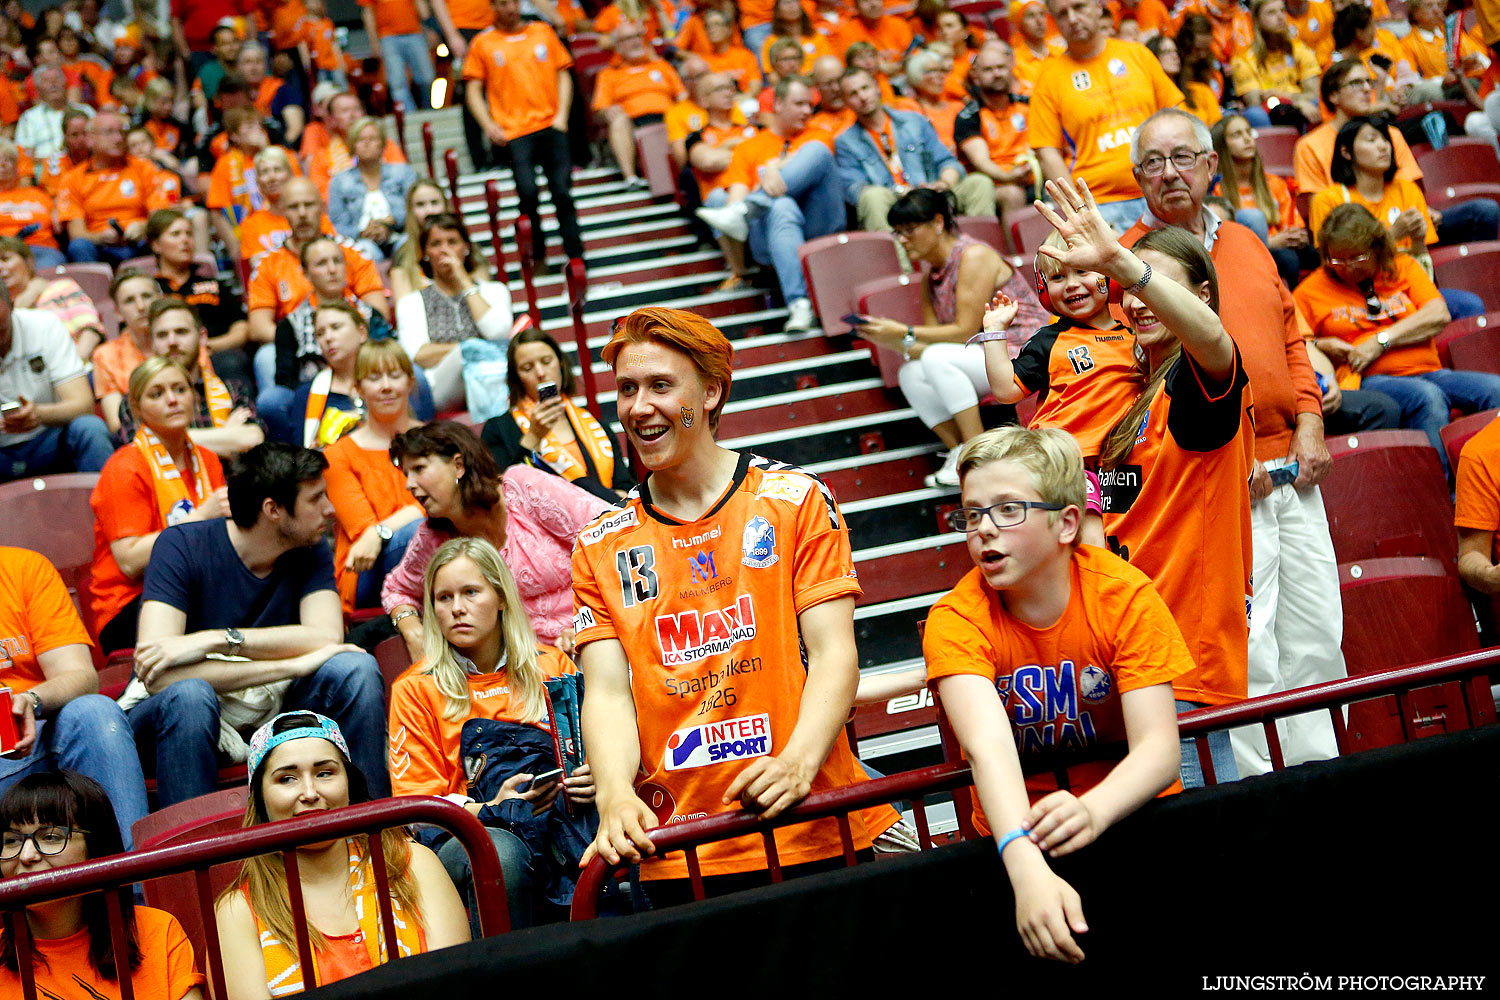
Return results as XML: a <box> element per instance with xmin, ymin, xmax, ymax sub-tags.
<box><xmin>536</xmin><ymin>381</ymin><xmax>559</xmax><ymax>404</ymax></box>
<box><xmin>519</xmin><ymin>766</ymin><xmax>565</xmax><ymax>794</ymax></box>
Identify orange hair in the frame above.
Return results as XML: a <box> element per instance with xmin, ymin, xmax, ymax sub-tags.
<box><xmin>602</xmin><ymin>307</ymin><xmax>735</xmax><ymax>431</ymax></box>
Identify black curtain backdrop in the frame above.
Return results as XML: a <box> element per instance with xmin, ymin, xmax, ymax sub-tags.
<box><xmin>310</xmin><ymin>727</ymin><xmax>1499</xmax><ymax>995</ymax></box>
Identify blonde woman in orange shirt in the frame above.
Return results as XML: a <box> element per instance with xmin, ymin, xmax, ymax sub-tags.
<box><xmin>323</xmin><ymin>340</ymin><xmax>427</xmax><ymax>613</ymax></box>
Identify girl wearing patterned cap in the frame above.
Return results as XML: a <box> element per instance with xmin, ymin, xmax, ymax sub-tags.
<box><xmin>214</xmin><ymin>712</ymin><xmax>468</xmax><ymax>997</ymax></box>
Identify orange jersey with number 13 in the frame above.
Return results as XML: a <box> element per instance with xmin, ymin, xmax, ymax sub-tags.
<box><xmin>571</xmin><ymin>453</ymin><xmax>872</xmax><ymax>880</ymax></box>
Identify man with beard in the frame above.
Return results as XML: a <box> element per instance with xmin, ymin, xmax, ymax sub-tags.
<box><xmin>116</xmin><ymin>297</ymin><xmax>264</xmax><ymax>459</ymax></box>
<box><xmin>126</xmin><ymin>441</ymin><xmax>386</xmax><ymax>806</ymax></box>
<box><xmin>1030</xmin><ymin>0</ymin><xmax>1183</xmax><ymax>233</ymax></box>
<box><xmin>836</xmin><ymin>66</ymin><xmax>995</xmax><ymax>256</ymax></box>
<box><xmin>955</xmin><ymin>40</ymin><xmax>1035</xmax><ymax>212</ymax></box>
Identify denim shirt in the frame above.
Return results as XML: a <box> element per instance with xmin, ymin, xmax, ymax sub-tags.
<box><xmin>328</xmin><ymin>162</ymin><xmax>418</xmax><ymax>241</ymax></box>
<box><xmin>833</xmin><ymin>107</ymin><xmax>964</xmax><ymax>206</ymax></box>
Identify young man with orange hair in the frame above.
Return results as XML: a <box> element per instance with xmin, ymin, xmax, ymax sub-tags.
<box><xmin>574</xmin><ymin>306</ymin><xmax>892</xmax><ymax>904</ymax></box>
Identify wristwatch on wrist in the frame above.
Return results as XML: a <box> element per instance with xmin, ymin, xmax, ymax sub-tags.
<box><xmin>26</xmin><ymin>690</ymin><xmax>42</xmax><ymax>720</ymax></box>
<box><xmin>225</xmin><ymin>627</ymin><xmax>244</xmax><ymax>657</ymax></box>
<box><xmin>902</xmin><ymin>326</ymin><xmax>917</xmax><ymax>360</ymax></box>
<box><xmin>1376</xmin><ymin>332</ymin><xmax>1390</xmax><ymax>351</ymax></box>
<box><xmin>375</xmin><ymin>523</ymin><xmax>393</xmax><ymax>541</ymax></box>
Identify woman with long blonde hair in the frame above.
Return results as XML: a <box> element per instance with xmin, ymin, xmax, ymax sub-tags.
<box><xmin>387</xmin><ymin>537</ymin><xmax>594</xmax><ymax>929</ymax></box>
<box><xmin>215</xmin><ymin>713</ymin><xmax>467</xmax><ymax>998</ymax></box>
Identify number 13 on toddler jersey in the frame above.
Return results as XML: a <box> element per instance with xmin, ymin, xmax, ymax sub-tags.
<box><xmin>571</xmin><ymin>453</ymin><xmax>873</xmax><ymax>878</ymax></box>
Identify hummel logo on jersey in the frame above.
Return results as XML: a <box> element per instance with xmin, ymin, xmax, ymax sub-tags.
<box><xmin>655</xmin><ymin>594</ymin><xmax>756</xmax><ymax>665</ymax></box>
<box><xmin>665</xmin><ymin>713</ymin><xmax>771</xmax><ymax>770</ymax></box>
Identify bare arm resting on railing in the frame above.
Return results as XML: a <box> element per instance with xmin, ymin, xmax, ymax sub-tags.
<box><xmin>579</xmin><ymin>636</ymin><xmax>658</xmax><ymax>867</ymax></box>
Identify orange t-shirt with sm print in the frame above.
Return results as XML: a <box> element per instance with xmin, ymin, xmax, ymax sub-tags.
<box><xmin>692</xmin><ymin>122</ymin><xmax>759</xmax><ymax>196</ymax></box>
<box><xmin>1307</xmin><ymin>178</ymin><xmax>1436</xmax><ymax>253</ymax></box>
<box><xmin>0</xmin><ymin>546</ymin><xmax>93</xmax><ymax>694</ymax></box>
<box><xmin>925</xmin><ymin>545</ymin><xmax>1190</xmax><ymax>830</ymax></box>
<box><xmin>388</xmin><ymin>647</ymin><xmax>576</xmax><ymax>797</ymax></box>
<box><xmin>0</xmin><ymin>186</ymin><xmax>59</xmax><ymax>249</ymax></box>
<box><xmin>462</xmin><ymin>22</ymin><xmax>574</xmax><ymax>141</ymax></box>
<box><xmin>1028</xmin><ymin>39</ymin><xmax>1184</xmax><ymax>202</ymax></box>
<box><xmin>1099</xmin><ymin>347</ymin><xmax>1255</xmax><ymax>707</ymax></box>
<box><xmin>360</xmin><ymin>0</ymin><xmax>422</xmax><ymax>38</ymax></box>
<box><xmin>571</xmin><ymin>453</ymin><xmax>872</xmax><ymax>879</ymax></box>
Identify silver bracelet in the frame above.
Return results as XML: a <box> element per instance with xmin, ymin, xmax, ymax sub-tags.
<box><xmin>459</xmin><ymin>285</ymin><xmax>483</xmax><ymax>302</ymax></box>
<box><xmin>1122</xmin><ymin>261</ymin><xmax>1152</xmax><ymax>296</ymax></box>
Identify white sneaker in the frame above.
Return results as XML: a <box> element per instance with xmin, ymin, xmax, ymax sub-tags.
<box><xmin>925</xmin><ymin>449</ymin><xmax>961</xmax><ymax>489</ymax></box>
<box><xmin>785</xmin><ymin>297</ymin><xmax>816</xmax><ymax>331</ymax></box>
<box><xmin>696</xmin><ymin>201</ymin><xmax>750</xmax><ymax>241</ymax></box>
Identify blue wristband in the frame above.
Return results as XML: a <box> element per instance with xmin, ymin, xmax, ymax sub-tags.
<box><xmin>997</xmin><ymin>827</ymin><xmax>1030</xmax><ymax>857</ymax></box>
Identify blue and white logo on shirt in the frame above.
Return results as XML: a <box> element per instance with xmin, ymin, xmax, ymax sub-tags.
<box><xmin>741</xmin><ymin>515</ymin><xmax>778</xmax><ymax>569</ymax></box>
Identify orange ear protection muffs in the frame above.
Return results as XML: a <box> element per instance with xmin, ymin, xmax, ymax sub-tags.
<box><xmin>1032</xmin><ymin>250</ymin><xmax>1123</xmax><ymax>315</ymax></box>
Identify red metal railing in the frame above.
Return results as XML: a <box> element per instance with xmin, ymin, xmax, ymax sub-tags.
<box><xmin>570</xmin><ymin>650</ymin><xmax>1500</xmax><ymax>919</ymax></box>
<box><xmin>565</xmin><ymin>257</ymin><xmax>603</xmax><ymax>422</ymax></box>
<box><xmin>483</xmin><ymin>180</ymin><xmax>509</xmax><ymax>286</ymax></box>
<box><xmin>392</xmin><ymin>104</ymin><xmax>407</xmax><ymax>155</ymax></box>
<box><xmin>444</xmin><ymin>149</ymin><xmax>461</xmax><ymax>212</ymax></box>
<box><xmin>422</xmin><ymin>121</ymin><xmax>435</xmax><ymax>179</ymax></box>
<box><xmin>0</xmin><ymin>797</ymin><xmax>507</xmax><ymax>1000</ymax></box>
<box><xmin>514</xmin><ymin>216</ymin><xmax>543</xmax><ymax>332</ymax></box>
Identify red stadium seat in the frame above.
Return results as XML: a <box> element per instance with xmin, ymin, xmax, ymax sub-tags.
<box><xmin>1441</xmin><ymin>408</ymin><xmax>1499</xmax><ymax>473</ymax></box>
<box><xmin>1254</xmin><ymin>126</ymin><xmax>1300</xmax><ymax>177</ymax></box>
<box><xmin>1429</xmin><ymin>239</ymin><xmax>1500</xmax><ymax>269</ymax></box>
<box><xmin>1415</xmin><ymin>136</ymin><xmax>1500</xmax><ymax>189</ymax></box>
<box><xmin>1338</xmin><ymin>557</ymin><xmax>1488</xmax><ymax>752</ymax></box>
<box><xmin>634</xmin><ymin>122</ymin><xmax>678</xmax><ymax>199</ymax></box>
<box><xmin>54</xmin><ymin>263</ymin><xmax>111</xmax><ymax>305</ymax></box>
<box><xmin>955</xmin><ymin>215</ymin><xmax>1004</xmax><ymax>253</ymax></box>
<box><xmin>0</xmin><ymin>473</ymin><xmax>100</xmax><ymax>599</ymax></box>
<box><xmin>376</xmin><ymin>634</ymin><xmax>415</xmax><ymax>692</ymax></box>
<box><xmin>1424</xmin><ymin>181</ymin><xmax>1500</xmax><ymax>210</ymax></box>
<box><xmin>1444</xmin><ymin>321</ymin><xmax>1500</xmax><ymax>377</ymax></box>
<box><xmin>1007</xmin><ymin>204</ymin><xmax>1052</xmax><ymax>258</ymax></box>
<box><xmin>132</xmin><ymin>788</ymin><xmax>250</xmax><ymax>975</ymax></box>
<box><xmin>855</xmin><ymin>273</ymin><xmax>924</xmax><ymax>388</ymax></box>
<box><xmin>1434</xmin><ymin>311</ymin><xmax>1499</xmax><ymax>367</ymax></box>
<box><xmin>798</xmin><ymin>231</ymin><xmax>902</xmax><ymax>336</ymax></box>
<box><xmin>1321</xmin><ymin>430</ymin><xmax>1457</xmax><ymax>568</ymax></box>
<box><xmin>1433</xmin><ymin>243</ymin><xmax>1500</xmax><ymax>312</ymax></box>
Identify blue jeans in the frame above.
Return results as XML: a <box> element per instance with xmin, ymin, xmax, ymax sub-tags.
<box><xmin>1095</xmin><ymin>196</ymin><xmax>1148</xmax><ymax>235</ymax></box>
<box><xmin>254</xmin><ymin>343</ymin><xmax>276</xmax><ymax>395</ymax></box>
<box><xmin>742</xmin><ymin>22</ymin><xmax>773</xmax><ymax>64</ymax></box>
<box><xmin>354</xmin><ymin>518</ymin><xmax>422</xmax><ymax>608</ymax></box>
<box><xmin>745</xmin><ymin>142</ymin><xmax>845</xmax><ymax>303</ymax></box>
<box><xmin>1436</xmin><ymin>197</ymin><xmax>1500</xmax><ymax>245</ymax></box>
<box><xmin>0</xmin><ymin>695</ymin><xmax>149</xmax><ymax>850</ymax></box>
<box><xmin>380</xmin><ymin>33</ymin><xmax>435</xmax><ymax>112</ymax></box>
<box><xmin>126</xmin><ymin>651</ymin><xmax>389</xmax><ymax>806</ymax></box>
<box><xmin>1240</xmin><ymin>105</ymin><xmax>1273</xmax><ymax>128</ymax></box>
<box><xmin>1176</xmin><ymin>699</ymin><xmax>1239</xmax><ymax>789</ymax></box>
<box><xmin>28</xmin><ymin>246</ymin><xmax>66</xmax><ymax>269</ymax></box>
<box><xmin>438</xmin><ymin>826</ymin><xmax>535</xmax><ymax>933</ymax></box>
<box><xmin>1361</xmin><ymin>368</ymin><xmax>1500</xmax><ymax>470</ymax></box>
<box><xmin>66</xmin><ymin>238</ymin><xmax>147</xmax><ymax>266</ymax></box>
<box><xmin>1440</xmin><ymin>288</ymin><xmax>1486</xmax><ymax>321</ymax></box>
<box><xmin>1235</xmin><ymin>207</ymin><xmax>1270</xmax><ymax>242</ymax></box>
<box><xmin>0</xmin><ymin>416</ymin><xmax>115</xmax><ymax>481</ymax></box>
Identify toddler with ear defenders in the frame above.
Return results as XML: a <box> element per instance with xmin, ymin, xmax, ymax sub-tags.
<box><xmin>971</xmin><ymin>230</ymin><xmax>1142</xmax><ymax>544</ymax></box>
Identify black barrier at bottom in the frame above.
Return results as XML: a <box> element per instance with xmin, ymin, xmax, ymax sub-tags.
<box><xmin>309</xmin><ymin>727</ymin><xmax>1499</xmax><ymax>994</ymax></box>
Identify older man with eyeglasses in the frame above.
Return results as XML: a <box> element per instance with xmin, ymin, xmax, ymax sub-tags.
<box><xmin>1118</xmin><ymin>107</ymin><xmax>1374</xmax><ymax>780</ymax></box>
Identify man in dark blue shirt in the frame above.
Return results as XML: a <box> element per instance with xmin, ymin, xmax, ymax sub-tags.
<box><xmin>127</xmin><ymin>442</ymin><xmax>387</xmax><ymax>805</ymax></box>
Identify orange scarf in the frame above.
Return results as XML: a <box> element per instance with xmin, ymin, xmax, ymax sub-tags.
<box><xmin>512</xmin><ymin>396</ymin><xmax>616</xmax><ymax>485</ymax></box>
<box><xmin>202</xmin><ymin>361</ymin><xmax>233</xmax><ymax>425</ymax></box>
<box><xmin>250</xmin><ymin>839</ymin><xmax>425</xmax><ymax>996</ymax></box>
<box><xmin>302</xmin><ymin>368</ymin><xmax>362</xmax><ymax>448</ymax></box>
<box><xmin>864</xmin><ymin>114</ymin><xmax>907</xmax><ymax>189</ymax></box>
<box><xmin>131</xmin><ymin>426</ymin><xmax>211</xmax><ymax>525</ymax></box>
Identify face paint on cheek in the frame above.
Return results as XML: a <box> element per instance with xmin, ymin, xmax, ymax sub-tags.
<box><xmin>680</xmin><ymin>406</ymin><xmax>695</xmax><ymax>428</ymax></box>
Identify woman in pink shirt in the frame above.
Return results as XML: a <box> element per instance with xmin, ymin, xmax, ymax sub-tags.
<box><xmin>381</xmin><ymin>421</ymin><xmax>612</xmax><ymax>660</ymax></box>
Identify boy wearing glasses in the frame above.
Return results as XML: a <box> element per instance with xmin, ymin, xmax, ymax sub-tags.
<box><xmin>924</xmin><ymin>425</ymin><xmax>1186</xmax><ymax>964</ymax></box>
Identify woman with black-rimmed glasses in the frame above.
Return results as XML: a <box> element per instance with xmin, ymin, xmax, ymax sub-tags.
<box><xmin>0</xmin><ymin>770</ymin><xmax>206</xmax><ymax>999</ymax></box>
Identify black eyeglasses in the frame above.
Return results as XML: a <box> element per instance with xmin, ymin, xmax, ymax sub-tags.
<box><xmin>945</xmin><ymin>500</ymin><xmax>1065</xmax><ymax>532</ymax></box>
<box><xmin>1</xmin><ymin>826</ymin><xmax>87</xmax><ymax>860</ymax></box>
<box><xmin>1136</xmin><ymin>150</ymin><xmax>1208</xmax><ymax>176</ymax></box>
